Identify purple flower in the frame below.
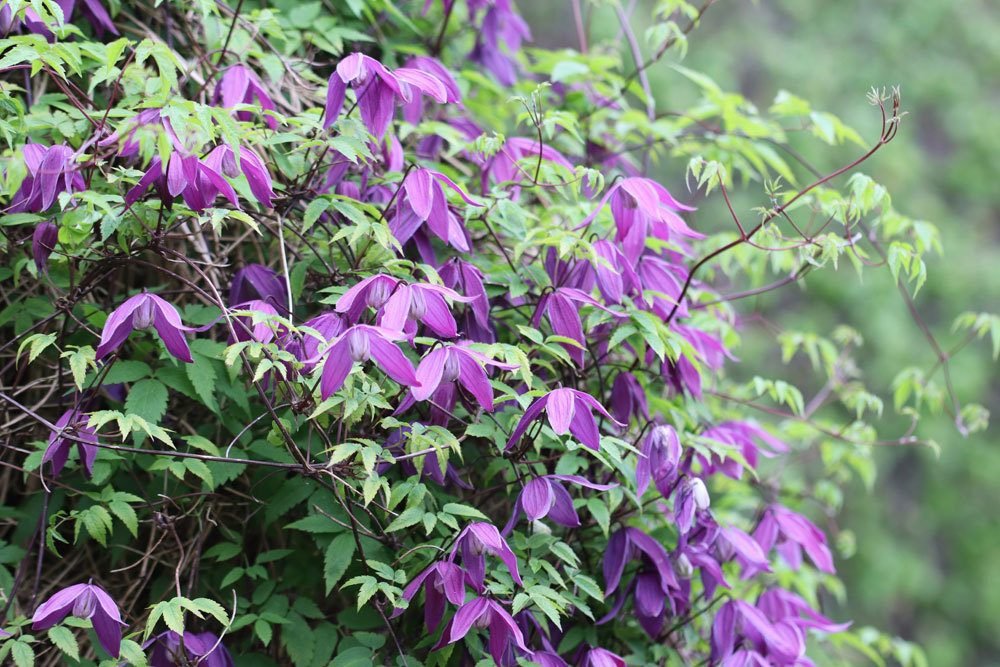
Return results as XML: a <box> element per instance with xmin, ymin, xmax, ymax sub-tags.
<box><xmin>401</xmin><ymin>55</ymin><xmax>462</xmax><ymax>124</ymax></box>
<box><xmin>578</xmin><ymin>177</ymin><xmax>699</xmax><ymax>262</ymax></box>
<box><xmin>580</xmin><ymin>647</ymin><xmax>627</xmax><ymax>667</ymax></box>
<box><xmin>286</xmin><ymin>312</ymin><xmax>345</xmax><ymax>369</ymax></box>
<box><xmin>410</xmin><ymin>343</ymin><xmax>516</xmax><ymax>411</ymax></box>
<box><xmin>711</xmin><ymin>599</ymin><xmax>814</xmax><ymax>666</ymax></box>
<box><xmin>533</xmin><ymin>287</ymin><xmax>625</xmax><ymax>367</ymax></box>
<box><xmin>229</xmin><ymin>263</ymin><xmax>288</xmax><ymax>309</ymax></box>
<box><xmin>229</xmin><ymin>299</ymin><xmax>280</xmax><ymax>344</ymax></box>
<box><xmin>125</xmin><ymin>153</ymin><xmax>238</xmax><ymax>212</ymax></box>
<box><xmin>95</xmin><ymin>292</ymin><xmax>194</xmax><ymax>363</ymax></box>
<box><xmin>8</xmin><ymin>144</ymin><xmax>84</xmax><ymax>213</ymax></box>
<box><xmin>98</xmin><ymin>108</ymin><xmax>179</xmax><ymax>159</ymax></box>
<box><xmin>699</xmin><ymin>421</ymin><xmax>789</xmax><ymax>480</ymax></box>
<box><xmin>149</xmin><ymin>630</ymin><xmax>234</xmax><ymax>667</ymax></box>
<box><xmin>32</xmin><ymin>583</ymin><xmax>126</xmax><ymax>658</ymax></box>
<box><xmin>32</xmin><ymin>222</ymin><xmax>58</xmax><ymax>273</ymax></box>
<box><xmin>437</xmin><ymin>596</ymin><xmax>529</xmax><ymax>664</ymax></box>
<box><xmin>610</xmin><ymin>372</ymin><xmax>648</xmax><ymax>427</ymax></box>
<box><xmin>439</xmin><ymin>258</ymin><xmax>493</xmax><ymax>342</ymax></box>
<box><xmin>592</xmin><ymin>239</ymin><xmax>640</xmax><ymax>305</ymax></box>
<box><xmin>503</xmin><ymin>474</ymin><xmax>617</xmax><ymax>534</ymax></box>
<box><xmin>451</xmin><ymin>522</ymin><xmax>522</xmax><ymax>589</ymax></box>
<box><xmin>317</xmin><ymin>325</ymin><xmax>419</xmax><ymax>398</ymax></box>
<box><xmin>674</xmin><ymin>476</ymin><xmax>711</xmax><ymax>534</ymax></box>
<box><xmin>505</xmin><ymin>387</ymin><xmax>623</xmax><ymax>452</ymax></box>
<box><xmin>337</xmin><ymin>275</ymin><xmax>474</xmax><ymax>338</ymax></box>
<box><xmin>756</xmin><ymin>588</ymin><xmax>850</xmax><ymax>635</ymax></box>
<box><xmin>635</xmin><ymin>424</ymin><xmax>681</xmax><ymax>497</ymax></box>
<box><xmin>392</xmin><ymin>561</ymin><xmax>466</xmax><ymax>632</ymax></box>
<box><xmin>323</xmin><ymin>53</ymin><xmax>452</xmax><ymax>138</ymax></box>
<box><xmin>391</xmin><ymin>168</ymin><xmax>481</xmax><ymax>251</ymax></box>
<box><xmin>603</xmin><ymin>527</ymin><xmax>678</xmax><ymax>598</ymax></box>
<box><xmin>42</xmin><ymin>409</ymin><xmax>99</xmax><ymax>479</ymax></box>
<box><xmin>468</xmin><ymin>0</ymin><xmax>531</xmax><ymax>86</ymax></box>
<box><xmin>205</xmin><ymin>144</ymin><xmax>275</xmax><ymax>208</ymax></box>
<box><xmin>483</xmin><ymin>138</ymin><xmax>573</xmax><ymax>199</ymax></box>
<box><xmin>719</xmin><ymin>526</ymin><xmax>772</xmax><ymax>579</ymax></box>
<box><xmin>754</xmin><ymin>505</ymin><xmax>835</xmax><ymax>574</ymax></box>
<box><xmin>214</xmin><ymin>64</ymin><xmax>279</xmax><ymax>129</ymax></box>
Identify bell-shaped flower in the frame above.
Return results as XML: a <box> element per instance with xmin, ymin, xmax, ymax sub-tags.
<box><xmin>711</xmin><ymin>599</ymin><xmax>812</xmax><ymax>666</ymax></box>
<box><xmin>637</xmin><ymin>254</ymin><xmax>689</xmax><ymax>321</ymax></box>
<box><xmin>391</xmin><ymin>168</ymin><xmax>481</xmax><ymax>251</ymax></box>
<box><xmin>32</xmin><ymin>222</ymin><xmax>58</xmax><ymax>273</ymax></box>
<box><xmin>125</xmin><ymin>153</ymin><xmax>238</xmax><ymax>212</ymax></box>
<box><xmin>719</xmin><ymin>526</ymin><xmax>772</xmax><ymax>579</ymax></box>
<box><xmin>287</xmin><ymin>312</ymin><xmax>345</xmax><ymax>370</ymax></box>
<box><xmin>753</xmin><ymin>505</ymin><xmax>835</xmax><ymax>574</ymax></box>
<box><xmin>317</xmin><ymin>325</ymin><xmax>419</xmax><ymax>398</ymax></box>
<box><xmin>468</xmin><ymin>0</ymin><xmax>531</xmax><ymax>86</ymax></box>
<box><xmin>95</xmin><ymin>292</ymin><xmax>194</xmax><ymax>363</ymax></box>
<box><xmin>229</xmin><ymin>300</ymin><xmax>280</xmax><ymax>344</ymax></box>
<box><xmin>503</xmin><ymin>474</ymin><xmax>617</xmax><ymax>534</ymax></box>
<box><xmin>323</xmin><ymin>53</ymin><xmax>452</xmax><ymax>138</ymax></box>
<box><xmin>610</xmin><ymin>371</ymin><xmax>648</xmax><ymax>428</ymax></box>
<box><xmin>635</xmin><ymin>424</ymin><xmax>681</xmax><ymax>497</ymax></box>
<box><xmin>229</xmin><ymin>263</ymin><xmax>288</xmax><ymax>309</ymax></box>
<box><xmin>204</xmin><ymin>144</ymin><xmax>274</xmax><ymax>208</ymax></box>
<box><xmin>439</xmin><ymin>258</ymin><xmax>493</xmax><ymax>341</ymax></box>
<box><xmin>505</xmin><ymin>387</ymin><xmax>623</xmax><ymax>452</ymax></box>
<box><xmin>335</xmin><ymin>274</ymin><xmax>401</xmax><ymax>323</ymax></box>
<box><xmin>578</xmin><ymin>177</ymin><xmax>699</xmax><ymax>262</ymax></box>
<box><xmin>592</xmin><ymin>239</ymin><xmax>640</xmax><ymax>305</ymax></box>
<box><xmin>42</xmin><ymin>409</ymin><xmax>99</xmax><ymax>479</ymax></box>
<box><xmin>674</xmin><ymin>476</ymin><xmax>711</xmax><ymax>534</ymax></box>
<box><xmin>450</xmin><ymin>522</ymin><xmax>522</xmax><ymax>589</ymax></box>
<box><xmin>533</xmin><ymin>287</ymin><xmax>625</xmax><ymax>367</ymax></box>
<box><xmin>99</xmin><ymin>108</ymin><xmax>180</xmax><ymax>159</ymax></box>
<box><xmin>148</xmin><ymin>630</ymin><xmax>235</xmax><ymax>667</ymax></box>
<box><xmin>699</xmin><ymin>421</ymin><xmax>788</xmax><ymax>480</ymax></box>
<box><xmin>603</xmin><ymin>527</ymin><xmax>678</xmax><ymax>598</ymax></box>
<box><xmin>381</xmin><ymin>281</ymin><xmax>476</xmax><ymax>338</ymax></box>
<box><xmin>8</xmin><ymin>144</ymin><xmax>84</xmax><ymax>213</ymax></box>
<box><xmin>580</xmin><ymin>647</ymin><xmax>627</xmax><ymax>667</ymax></box>
<box><xmin>436</xmin><ymin>596</ymin><xmax>528</xmax><ymax>664</ymax></box>
<box><xmin>756</xmin><ymin>588</ymin><xmax>851</xmax><ymax>635</ymax></box>
<box><xmin>391</xmin><ymin>561</ymin><xmax>466</xmax><ymax>632</ymax></box>
<box><xmin>409</xmin><ymin>342</ymin><xmax>516</xmax><ymax>411</ymax></box>
<box><xmin>483</xmin><ymin>138</ymin><xmax>572</xmax><ymax>199</ymax></box>
<box><xmin>32</xmin><ymin>583</ymin><xmax>126</xmax><ymax>657</ymax></box>
<box><xmin>214</xmin><ymin>64</ymin><xmax>279</xmax><ymax>129</ymax></box>
<box><xmin>401</xmin><ymin>55</ymin><xmax>462</xmax><ymax>124</ymax></box>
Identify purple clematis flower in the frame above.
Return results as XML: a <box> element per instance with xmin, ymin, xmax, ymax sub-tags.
<box><xmin>0</xmin><ymin>0</ymin><xmax>116</xmax><ymax>39</ymax></box>
<box><xmin>229</xmin><ymin>300</ymin><xmax>280</xmax><ymax>344</ymax></box>
<box><xmin>439</xmin><ymin>258</ymin><xmax>493</xmax><ymax>342</ymax></box>
<box><xmin>533</xmin><ymin>287</ymin><xmax>626</xmax><ymax>367</ymax></box>
<box><xmin>753</xmin><ymin>505</ymin><xmax>835</xmax><ymax>574</ymax></box>
<box><xmin>699</xmin><ymin>421</ymin><xmax>789</xmax><ymax>480</ymax></box>
<box><xmin>32</xmin><ymin>583</ymin><xmax>126</xmax><ymax>657</ymax></box>
<box><xmin>436</xmin><ymin>596</ymin><xmax>529</xmax><ymax>664</ymax></box>
<box><xmin>409</xmin><ymin>342</ymin><xmax>517</xmax><ymax>411</ymax></box>
<box><xmin>32</xmin><ymin>221</ymin><xmax>59</xmax><ymax>273</ymax></box>
<box><xmin>401</xmin><ymin>55</ymin><xmax>462</xmax><ymax>124</ymax></box>
<box><xmin>391</xmin><ymin>168</ymin><xmax>481</xmax><ymax>251</ymax></box>
<box><xmin>392</xmin><ymin>561</ymin><xmax>466</xmax><ymax>632</ymax></box>
<box><xmin>756</xmin><ymin>588</ymin><xmax>851</xmax><ymax>635</ymax></box>
<box><xmin>610</xmin><ymin>371</ymin><xmax>648</xmax><ymax>427</ymax></box>
<box><xmin>578</xmin><ymin>177</ymin><xmax>700</xmax><ymax>262</ymax></box>
<box><xmin>148</xmin><ymin>630</ymin><xmax>235</xmax><ymax>667</ymax></box>
<box><xmin>711</xmin><ymin>598</ymin><xmax>821</xmax><ymax>666</ymax></box>
<box><xmin>205</xmin><ymin>144</ymin><xmax>274</xmax><ymax>208</ymax></box>
<box><xmin>505</xmin><ymin>387</ymin><xmax>623</xmax><ymax>452</ymax></box>
<box><xmin>95</xmin><ymin>292</ymin><xmax>194</xmax><ymax>363</ymax></box>
<box><xmin>337</xmin><ymin>275</ymin><xmax>474</xmax><ymax>338</ymax></box>
<box><xmin>125</xmin><ymin>153</ymin><xmax>237</xmax><ymax>212</ymax></box>
<box><xmin>591</xmin><ymin>239</ymin><xmax>641</xmax><ymax>305</ymax></box>
<box><xmin>468</xmin><ymin>0</ymin><xmax>531</xmax><ymax>86</ymax></box>
<box><xmin>42</xmin><ymin>409</ymin><xmax>99</xmax><ymax>479</ymax></box>
<box><xmin>285</xmin><ymin>312</ymin><xmax>345</xmax><ymax>370</ymax></box>
<box><xmin>603</xmin><ymin>527</ymin><xmax>678</xmax><ymax>598</ymax></box>
<box><xmin>323</xmin><ymin>53</ymin><xmax>452</xmax><ymax>138</ymax></box>
<box><xmin>450</xmin><ymin>522</ymin><xmax>522</xmax><ymax>589</ymax></box>
<box><xmin>674</xmin><ymin>476</ymin><xmax>711</xmax><ymax>534</ymax></box>
<box><xmin>483</xmin><ymin>138</ymin><xmax>572</xmax><ymax>199</ymax></box>
<box><xmin>8</xmin><ymin>144</ymin><xmax>84</xmax><ymax>213</ymax></box>
<box><xmin>719</xmin><ymin>526</ymin><xmax>772</xmax><ymax>579</ymax></box>
<box><xmin>317</xmin><ymin>325</ymin><xmax>419</xmax><ymax>398</ymax></box>
<box><xmin>580</xmin><ymin>647</ymin><xmax>627</xmax><ymax>667</ymax></box>
<box><xmin>214</xmin><ymin>64</ymin><xmax>279</xmax><ymax>129</ymax></box>
<box><xmin>503</xmin><ymin>474</ymin><xmax>617</xmax><ymax>534</ymax></box>
<box><xmin>229</xmin><ymin>263</ymin><xmax>288</xmax><ymax>309</ymax></box>
<box><xmin>635</xmin><ymin>424</ymin><xmax>681</xmax><ymax>497</ymax></box>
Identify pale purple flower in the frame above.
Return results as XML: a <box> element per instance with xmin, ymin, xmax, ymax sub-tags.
<box><xmin>32</xmin><ymin>583</ymin><xmax>126</xmax><ymax>658</ymax></box>
<box><xmin>42</xmin><ymin>409</ymin><xmax>99</xmax><ymax>479</ymax></box>
<box><xmin>436</xmin><ymin>596</ymin><xmax>529</xmax><ymax>664</ymax></box>
<box><xmin>229</xmin><ymin>263</ymin><xmax>288</xmax><ymax>309</ymax></box>
<box><xmin>637</xmin><ymin>254</ymin><xmax>689</xmax><ymax>320</ymax></box>
<box><xmin>337</xmin><ymin>275</ymin><xmax>474</xmax><ymax>338</ymax></box>
<box><xmin>711</xmin><ymin>599</ymin><xmax>817</xmax><ymax>666</ymax></box>
<box><xmin>323</xmin><ymin>53</ymin><xmax>452</xmax><ymax>138</ymax></box>
<box><xmin>32</xmin><ymin>221</ymin><xmax>58</xmax><ymax>273</ymax></box>
<box><xmin>214</xmin><ymin>64</ymin><xmax>279</xmax><ymax>129</ymax></box>
<box><xmin>719</xmin><ymin>526</ymin><xmax>772</xmax><ymax>579</ymax></box>
<box><xmin>674</xmin><ymin>476</ymin><xmax>711</xmax><ymax>534</ymax></box>
<box><xmin>125</xmin><ymin>153</ymin><xmax>238</xmax><ymax>212</ymax></box>
<box><xmin>699</xmin><ymin>421</ymin><xmax>789</xmax><ymax>480</ymax></box>
<box><xmin>483</xmin><ymin>138</ymin><xmax>572</xmax><ymax>198</ymax></box>
<box><xmin>580</xmin><ymin>647</ymin><xmax>627</xmax><ymax>667</ymax></box>
<box><xmin>95</xmin><ymin>293</ymin><xmax>194</xmax><ymax>363</ymax></box>
<box><xmin>317</xmin><ymin>325</ymin><xmax>419</xmax><ymax>398</ymax></box>
<box><xmin>439</xmin><ymin>258</ymin><xmax>493</xmax><ymax>341</ymax></box>
<box><xmin>149</xmin><ymin>630</ymin><xmax>234</xmax><ymax>667</ymax></box>
<box><xmin>503</xmin><ymin>474</ymin><xmax>617</xmax><ymax>534</ymax></box>
<box><xmin>392</xmin><ymin>561</ymin><xmax>466</xmax><ymax>632</ymax></box>
<box><xmin>99</xmin><ymin>108</ymin><xmax>180</xmax><ymax>159</ymax></box>
<box><xmin>0</xmin><ymin>0</ymin><xmax>116</xmax><ymax>39</ymax></box>
<box><xmin>578</xmin><ymin>177</ymin><xmax>700</xmax><ymax>262</ymax></box>
<box><xmin>754</xmin><ymin>505</ymin><xmax>835</xmax><ymax>574</ymax></box>
<box><xmin>505</xmin><ymin>387</ymin><xmax>623</xmax><ymax>452</ymax></box>
<box><xmin>229</xmin><ymin>300</ymin><xmax>280</xmax><ymax>344</ymax></box>
<box><xmin>756</xmin><ymin>588</ymin><xmax>851</xmax><ymax>635</ymax></box>
<box><xmin>603</xmin><ymin>527</ymin><xmax>678</xmax><ymax>598</ymax></box>
<box><xmin>401</xmin><ymin>55</ymin><xmax>462</xmax><ymax>124</ymax></box>
<box><xmin>635</xmin><ymin>424</ymin><xmax>681</xmax><ymax>497</ymax></box>
<box><xmin>286</xmin><ymin>312</ymin><xmax>345</xmax><ymax>369</ymax></box>
<box><xmin>205</xmin><ymin>144</ymin><xmax>274</xmax><ymax>208</ymax></box>
<box><xmin>610</xmin><ymin>372</ymin><xmax>648</xmax><ymax>427</ymax></box>
<box><xmin>410</xmin><ymin>342</ymin><xmax>517</xmax><ymax>411</ymax></box>
<box><xmin>8</xmin><ymin>144</ymin><xmax>84</xmax><ymax>213</ymax></box>
<box><xmin>391</xmin><ymin>167</ymin><xmax>481</xmax><ymax>251</ymax></box>
<box><xmin>592</xmin><ymin>239</ymin><xmax>640</xmax><ymax>305</ymax></box>
<box><xmin>450</xmin><ymin>522</ymin><xmax>522</xmax><ymax>589</ymax></box>
<box><xmin>533</xmin><ymin>287</ymin><xmax>625</xmax><ymax>367</ymax></box>
<box><xmin>468</xmin><ymin>0</ymin><xmax>531</xmax><ymax>86</ymax></box>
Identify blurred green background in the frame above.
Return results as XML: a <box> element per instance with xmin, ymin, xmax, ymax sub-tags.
<box><xmin>522</xmin><ymin>1</ymin><xmax>1000</xmax><ymax>664</ymax></box>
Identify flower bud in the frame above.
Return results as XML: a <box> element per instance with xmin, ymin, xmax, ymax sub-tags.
<box><xmin>689</xmin><ymin>477</ymin><xmax>710</xmax><ymax>511</ymax></box>
<box><xmin>673</xmin><ymin>552</ymin><xmax>694</xmax><ymax>579</ymax></box>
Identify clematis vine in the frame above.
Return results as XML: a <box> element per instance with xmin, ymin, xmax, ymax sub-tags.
<box><xmin>32</xmin><ymin>221</ymin><xmax>58</xmax><ymax>273</ymax></box>
<box><xmin>8</xmin><ymin>144</ymin><xmax>84</xmax><ymax>213</ymax></box>
<box><xmin>42</xmin><ymin>408</ymin><xmax>99</xmax><ymax>479</ymax></box>
<box><xmin>435</xmin><ymin>596</ymin><xmax>529</xmax><ymax>664</ymax></box>
<box><xmin>754</xmin><ymin>505</ymin><xmax>836</xmax><ymax>573</ymax></box>
<box><xmin>317</xmin><ymin>325</ymin><xmax>419</xmax><ymax>398</ymax></box>
<box><xmin>534</xmin><ymin>287</ymin><xmax>625</xmax><ymax>367</ymax></box>
<box><xmin>450</xmin><ymin>521</ymin><xmax>522</xmax><ymax>589</ymax></box>
<box><xmin>32</xmin><ymin>583</ymin><xmax>126</xmax><ymax>657</ymax></box>
<box><xmin>406</xmin><ymin>342</ymin><xmax>517</xmax><ymax>411</ymax></box>
<box><xmin>505</xmin><ymin>387</ymin><xmax>623</xmax><ymax>452</ymax></box>
<box><xmin>391</xmin><ymin>167</ymin><xmax>482</xmax><ymax>252</ymax></box>
<box><xmin>95</xmin><ymin>292</ymin><xmax>194</xmax><ymax>363</ymax></box>
<box><xmin>392</xmin><ymin>561</ymin><xmax>466</xmax><ymax>632</ymax></box>
<box><xmin>214</xmin><ymin>63</ymin><xmax>279</xmax><ymax>129</ymax></box>
<box><xmin>503</xmin><ymin>474</ymin><xmax>617</xmax><ymax>534</ymax></box>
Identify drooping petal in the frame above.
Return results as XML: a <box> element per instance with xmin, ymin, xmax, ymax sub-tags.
<box><xmin>319</xmin><ymin>338</ymin><xmax>353</xmax><ymax>398</ymax></box>
<box><xmin>504</xmin><ymin>393</ymin><xmax>550</xmax><ymax>451</ymax></box>
<box><xmin>455</xmin><ymin>350</ymin><xmax>494</xmax><ymax>411</ymax></box>
<box><xmin>31</xmin><ymin>584</ymin><xmax>89</xmax><ymax>629</ymax></box>
<box><xmin>521</xmin><ymin>477</ymin><xmax>554</xmax><ymax>521</ymax></box>
<box><xmin>603</xmin><ymin>529</ymin><xmax>629</xmax><ymax>596</ymax></box>
<box><xmin>404</xmin><ymin>168</ymin><xmax>435</xmax><ymax>220</ymax></box>
<box><xmin>412</xmin><ymin>347</ymin><xmax>448</xmax><ymax>401</ymax></box>
<box><xmin>448</xmin><ymin>597</ymin><xmax>490</xmax><ymax>644</ymax></box>
<box><xmin>568</xmin><ymin>400</ymin><xmax>602</xmax><ymax>450</ymax></box>
<box><xmin>95</xmin><ymin>294</ymin><xmax>148</xmax><ymax>360</ymax></box>
<box><xmin>368</xmin><ymin>333</ymin><xmax>420</xmax><ymax>386</ymax></box>
<box><xmin>546</xmin><ymin>481</ymin><xmax>581</xmax><ymax>527</ymax></box>
<box><xmin>323</xmin><ymin>74</ymin><xmax>347</xmax><ymax>130</ymax></box>
<box><xmin>152</xmin><ymin>302</ymin><xmax>193</xmax><ymax>363</ymax></box>
<box><xmin>545</xmin><ymin>388</ymin><xmax>576</xmax><ymax>435</ymax></box>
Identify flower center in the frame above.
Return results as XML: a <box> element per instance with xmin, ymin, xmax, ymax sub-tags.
<box><xmin>72</xmin><ymin>588</ymin><xmax>96</xmax><ymax>618</ymax></box>
<box><xmin>347</xmin><ymin>330</ymin><xmax>370</xmax><ymax>362</ymax></box>
<box><xmin>133</xmin><ymin>299</ymin><xmax>156</xmax><ymax>330</ymax></box>
<box><xmin>442</xmin><ymin>351</ymin><xmax>461</xmax><ymax>382</ymax></box>
<box><xmin>408</xmin><ymin>288</ymin><xmax>427</xmax><ymax>320</ymax></box>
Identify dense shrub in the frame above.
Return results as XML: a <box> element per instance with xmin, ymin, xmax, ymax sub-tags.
<box><xmin>0</xmin><ymin>1</ymin><xmax>984</xmax><ymax>665</ymax></box>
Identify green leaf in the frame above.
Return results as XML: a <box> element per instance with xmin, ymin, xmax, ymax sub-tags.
<box><xmin>9</xmin><ymin>641</ymin><xmax>33</xmax><ymax>667</ymax></box>
<box><xmin>186</xmin><ymin>353</ymin><xmax>218</xmax><ymax>413</ymax></box>
<box><xmin>324</xmin><ymin>533</ymin><xmax>356</xmax><ymax>594</ymax></box>
<box><xmin>384</xmin><ymin>506</ymin><xmax>423</xmax><ymax>532</ymax></box>
<box><xmin>125</xmin><ymin>379</ymin><xmax>169</xmax><ymax>427</ymax></box>
<box><xmin>108</xmin><ymin>499</ymin><xmax>138</xmax><ymax>537</ymax></box>
<box><xmin>48</xmin><ymin>625</ymin><xmax>80</xmax><ymax>661</ymax></box>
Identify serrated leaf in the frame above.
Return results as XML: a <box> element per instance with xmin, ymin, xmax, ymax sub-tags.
<box><xmin>48</xmin><ymin>625</ymin><xmax>80</xmax><ymax>661</ymax></box>
<box><xmin>324</xmin><ymin>533</ymin><xmax>356</xmax><ymax>594</ymax></box>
